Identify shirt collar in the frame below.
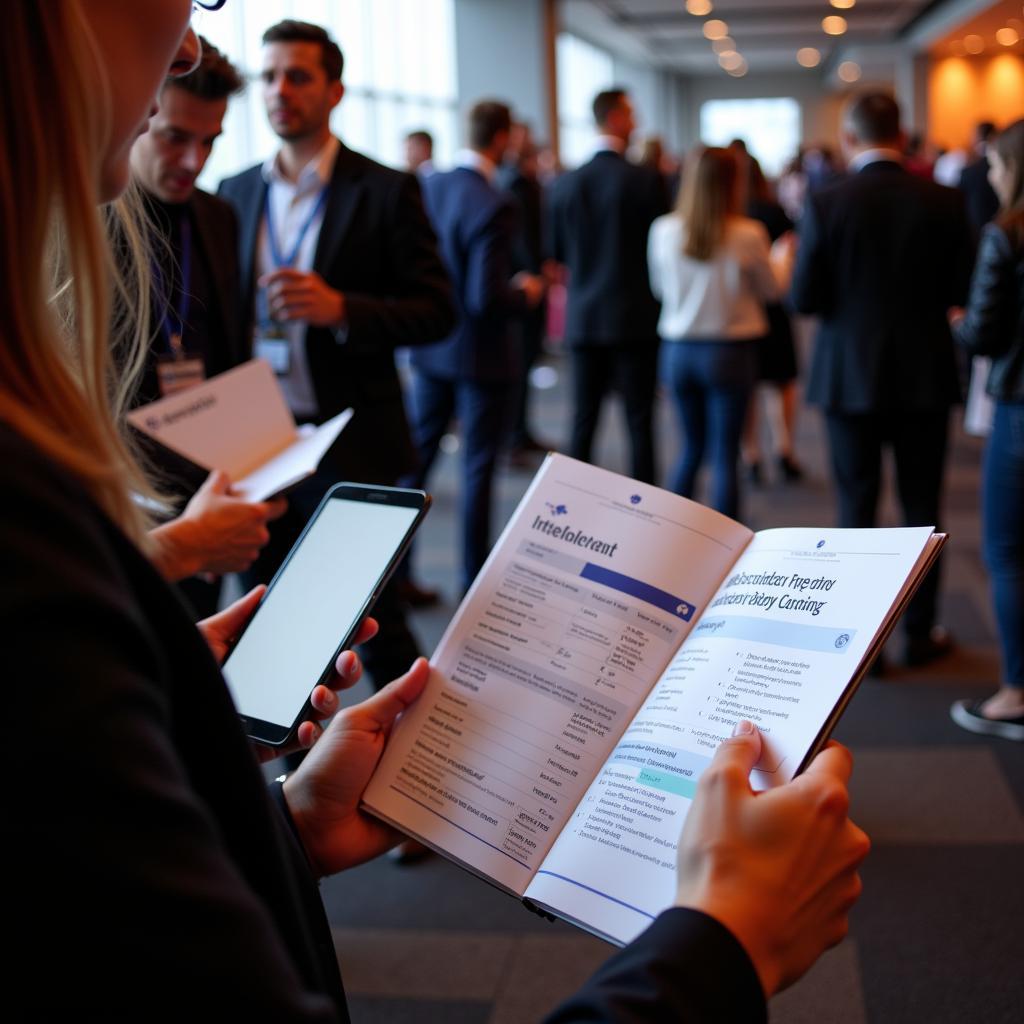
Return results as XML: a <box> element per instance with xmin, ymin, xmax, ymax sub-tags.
<box><xmin>455</xmin><ymin>148</ymin><xmax>497</xmax><ymax>184</ymax></box>
<box><xmin>849</xmin><ymin>148</ymin><xmax>903</xmax><ymax>172</ymax></box>
<box><xmin>592</xmin><ymin>134</ymin><xmax>627</xmax><ymax>156</ymax></box>
<box><xmin>262</xmin><ymin>134</ymin><xmax>341</xmax><ymax>190</ymax></box>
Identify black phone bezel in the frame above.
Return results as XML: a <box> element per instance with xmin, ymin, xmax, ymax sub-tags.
<box><xmin>227</xmin><ymin>481</ymin><xmax>430</xmax><ymax>747</ymax></box>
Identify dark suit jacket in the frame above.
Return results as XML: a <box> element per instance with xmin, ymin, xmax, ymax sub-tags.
<box><xmin>411</xmin><ymin>166</ymin><xmax>525</xmax><ymax>382</ymax></box>
<box><xmin>3</xmin><ymin>425</ymin><xmax>346</xmax><ymax>1021</ymax></box>
<box><xmin>218</xmin><ymin>142</ymin><xmax>455</xmax><ymax>484</ymax></box>
<box><xmin>549</xmin><ymin>150</ymin><xmax>668</xmax><ymax>345</ymax></box>
<box><xmin>790</xmin><ymin>161</ymin><xmax>973</xmax><ymax>413</ymax></box>
<box><xmin>135</xmin><ymin>188</ymin><xmax>246</xmax><ymax>498</ymax></box>
<box><xmin>544</xmin><ymin>908</ymin><xmax>766</xmax><ymax>1023</ymax></box>
<box><xmin>959</xmin><ymin>156</ymin><xmax>1000</xmax><ymax>237</ymax></box>
<box><xmin>497</xmin><ymin>162</ymin><xmax>544</xmax><ymax>275</ymax></box>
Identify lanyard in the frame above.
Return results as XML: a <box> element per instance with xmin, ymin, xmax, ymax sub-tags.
<box><xmin>155</xmin><ymin>218</ymin><xmax>192</xmax><ymax>357</ymax></box>
<box><xmin>264</xmin><ymin>183</ymin><xmax>329</xmax><ymax>269</ymax></box>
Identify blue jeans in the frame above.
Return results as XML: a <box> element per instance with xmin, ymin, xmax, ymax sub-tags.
<box><xmin>408</xmin><ymin>372</ymin><xmax>509</xmax><ymax>594</ymax></box>
<box><xmin>662</xmin><ymin>339</ymin><xmax>757</xmax><ymax>519</ymax></box>
<box><xmin>983</xmin><ymin>400</ymin><xmax>1024</xmax><ymax>688</ymax></box>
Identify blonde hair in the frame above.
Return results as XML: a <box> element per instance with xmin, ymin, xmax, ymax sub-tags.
<box><xmin>677</xmin><ymin>146</ymin><xmax>740</xmax><ymax>262</ymax></box>
<box><xmin>0</xmin><ymin>2</ymin><xmax>158</xmax><ymax>545</ymax></box>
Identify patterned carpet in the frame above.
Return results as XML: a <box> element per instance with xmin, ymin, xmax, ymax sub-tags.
<box><xmin>314</xmin><ymin>336</ymin><xmax>1024</xmax><ymax>1023</ymax></box>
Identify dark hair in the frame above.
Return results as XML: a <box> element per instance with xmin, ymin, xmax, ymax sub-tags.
<box><xmin>468</xmin><ymin>100</ymin><xmax>511</xmax><ymax>150</ymax></box>
<box><xmin>845</xmin><ymin>92</ymin><xmax>901</xmax><ymax>145</ymax></box>
<box><xmin>677</xmin><ymin>146</ymin><xmax>740</xmax><ymax>261</ymax></box>
<box><xmin>262</xmin><ymin>20</ymin><xmax>344</xmax><ymax>81</ymax></box>
<box><xmin>167</xmin><ymin>36</ymin><xmax>244</xmax><ymax>101</ymax></box>
<box><xmin>592</xmin><ymin>88</ymin><xmax>627</xmax><ymax>127</ymax></box>
<box><xmin>991</xmin><ymin>119</ymin><xmax>1024</xmax><ymax>249</ymax></box>
<box><xmin>405</xmin><ymin>129</ymin><xmax>433</xmax><ymax>148</ymax></box>
<box><xmin>977</xmin><ymin>121</ymin><xmax>997</xmax><ymax>143</ymax></box>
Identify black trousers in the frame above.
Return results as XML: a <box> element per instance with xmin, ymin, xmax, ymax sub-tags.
<box><xmin>568</xmin><ymin>341</ymin><xmax>659</xmax><ymax>484</ymax></box>
<box><xmin>825</xmin><ymin>409</ymin><xmax>950</xmax><ymax>638</ymax></box>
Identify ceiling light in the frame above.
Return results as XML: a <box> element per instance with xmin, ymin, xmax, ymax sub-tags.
<box><xmin>685</xmin><ymin>0</ymin><xmax>713</xmax><ymax>15</ymax></box>
<box><xmin>831</xmin><ymin>0</ymin><xmax>856</xmax><ymax>8</ymax></box>
<box><xmin>703</xmin><ymin>19</ymin><xmax>729</xmax><ymax>40</ymax></box>
<box><xmin>838</xmin><ymin>61</ymin><xmax>862</xmax><ymax>83</ymax></box>
<box><xmin>964</xmin><ymin>34</ymin><xmax>984</xmax><ymax>54</ymax></box>
<box><xmin>996</xmin><ymin>27</ymin><xmax>1019</xmax><ymax>46</ymax></box>
<box><xmin>719</xmin><ymin>51</ymin><xmax>745</xmax><ymax>71</ymax></box>
<box><xmin>712</xmin><ymin>36</ymin><xmax>735</xmax><ymax>54</ymax></box>
<box><xmin>822</xmin><ymin>15</ymin><xmax>848</xmax><ymax>35</ymax></box>
<box><xmin>726</xmin><ymin>58</ymin><xmax>749</xmax><ymax>77</ymax></box>
<box><xmin>797</xmin><ymin>47</ymin><xmax>822</xmax><ymax>68</ymax></box>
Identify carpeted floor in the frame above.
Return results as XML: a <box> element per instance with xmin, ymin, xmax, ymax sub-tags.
<box><xmin>311</xmin><ymin>333</ymin><xmax>1024</xmax><ymax>1023</ymax></box>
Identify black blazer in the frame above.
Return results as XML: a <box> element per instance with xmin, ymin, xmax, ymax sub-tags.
<box><xmin>218</xmin><ymin>143</ymin><xmax>455</xmax><ymax>484</ymax></box>
<box><xmin>550</xmin><ymin>150</ymin><xmax>669</xmax><ymax>345</ymax></box>
<box><xmin>790</xmin><ymin>161</ymin><xmax>973</xmax><ymax>413</ymax></box>
<box><xmin>2</xmin><ymin>425</ymin><xmax>346</xmax><ymax>1020</ymax></box>
<box><xmin>959</xmin><ymin>156</ymin><xmax>1000</xmax><ymax>237</ymax></box>
<box><xmin>411</xmin><ymin>166</ymin><xmax>525</xmax><ymax>383</ymax></box>
<box><xmin>136</xmin><ymin>188</ymin><xmax>246</xmax><ymax>497</ymax></box>
<box><xmin>956</xmin><ymin>222</ymin><xmax>1024</xmax><ymax>402</ymax></box>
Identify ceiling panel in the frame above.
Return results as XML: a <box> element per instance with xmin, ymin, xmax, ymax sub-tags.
<box><xmin>563</xmin><ymin>0</ymin><xmax>955</xmax><ymax>74</ymax></box>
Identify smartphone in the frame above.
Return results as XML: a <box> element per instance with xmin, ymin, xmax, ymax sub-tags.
<box><xmin>222</xmin><ymin>482</ymin><xmax>430</xmax><ymax>746</ymax></box>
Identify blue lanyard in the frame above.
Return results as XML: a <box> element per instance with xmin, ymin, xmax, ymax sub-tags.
<box><xmin>264</xmin><ymin>184</ymin><xmax>329</xmax><ymax>269</ymax></box>
<box><xmin>154</xmin><ymin>218</ymin><xmax>192</xmax><ymax>356</ymax></box>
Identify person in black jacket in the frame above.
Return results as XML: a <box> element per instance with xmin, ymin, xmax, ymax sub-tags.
<box><xmin>790</xmin><ymin>92</ymin><xmax>974</xmax><ymax>667</ymax></box>
<box><xmin>950</xmin><ymin>119</ymin><xmax>1024</xmax><ymax>741</ymax></box>
<box><xmin>550</xmin><ymin>88</ymin><xmax>670</xmax><ymax>484</ymax></box>
<box><xmin>958</xmin><ymin>121</ymin><xmax>1001</xmax><ymax>238</ymax></box>
<box><xmin>4</xmin><ymin>2</ymin><xmax>868</xmax><ymax>1018</ymax></box>
<box><xmin>218</xmin><ymin>20</ymin><xmax>456</xmax><ymax>688</ymax></box>
<box><xmin>129</xmin><ymin>37</ymin><xmax>286</xmax><ymax>618</ymax></box>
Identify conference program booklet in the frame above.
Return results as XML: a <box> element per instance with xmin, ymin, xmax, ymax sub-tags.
<box><xmin>362</xmin><ymin>454</ymin><xmax>944</xmax><ymax>946</ymax></box>
<box><xmin>128</xmin><ymin>359</ymin><xmax>353</xmax><ymax>501</ymax></box>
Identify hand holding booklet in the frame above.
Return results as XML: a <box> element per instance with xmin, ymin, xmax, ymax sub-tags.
<box><xmin>362</xmin><ymin>454</ymin><xmax>944</xmax><ymax>945</ymax></box>
<box><xmin>127</xmin><ymin>359</ymin><xmax>352</xmax><ymax>501</ymax></box>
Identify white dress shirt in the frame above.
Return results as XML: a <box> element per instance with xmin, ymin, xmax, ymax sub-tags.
<box><xmin>453</xmin><ymin>148</ymin><xmax>498</xmax><ymax>185</ymax></box>
<box><xmin>256</xmin><ymin>135</ymin><xmax>340</xmax><ymax>419</ymax></box>
<box><xmin>647</xmin><ymin>214</ymin><xmax>785</xmax><ymax>341</ymax></box>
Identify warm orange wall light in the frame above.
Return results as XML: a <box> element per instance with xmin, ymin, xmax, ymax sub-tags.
<box><xmin>929</xmin><ymin>53</ymin><xmax>1024</xmax><ymax>149</ymax></box>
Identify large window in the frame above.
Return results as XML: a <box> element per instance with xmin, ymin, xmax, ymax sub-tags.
<box><xmin>556</xmin><ymin>33</ymin><xmax>615</xmax><ymax>168</ymax></box>
<box><xmin>699</xmin><ymin>98</ymin><xmax>801</xmax><ymax>178</ymax></box>
<box><xmin>195</xmin><ymin>0</ymin><xmax>457</xmax><ymax>190</ymax></box>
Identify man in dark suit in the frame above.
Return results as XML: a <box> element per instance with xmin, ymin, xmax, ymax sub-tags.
<box><xmin>409</xmin><ymin>101</ymin><xmax>544</xmax><ymax>593</ymax></box>
<box><xmin>549</xmin><ymin>88</ymin><xmax>669</xmax><ymax>484</ymax></box>
<box><xmin>218</xmin><ymin>20</ymin><xmax>454</xmax><ymax>685</ymax></box>
<box><xmin>497</xmin><ymin>122</ymin><xmax>552</xmax><ymax>462</ymax></box>
<box><xmin>959</xmin><ymin>121</ymin><xmax>1001</xmax><ymax>238</ymax></box>
<box><xmin>791</xmin><ymin>92</ymin><xmax>973</xmax><ymax>665</ymax></box>
<box><xmin>130</xmin><ymin>38</ymin><xmax>285</xmax><ymax>618</ymax></box>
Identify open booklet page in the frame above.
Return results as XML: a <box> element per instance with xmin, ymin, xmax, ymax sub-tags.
<box><xmin>523</xmin><ymin>525</ymin><xmax>936</xmax><ymax>945</ymax></box>
<box><xmin>362</xmin><ymin>454</ymin><xmax>753</xmax><ymax>894</ymax></box>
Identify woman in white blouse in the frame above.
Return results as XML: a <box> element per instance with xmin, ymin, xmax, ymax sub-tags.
<box><xmin>648</xmin><ymin>146</ymin><xmax>791</xmax><ymax>518</ymax></box>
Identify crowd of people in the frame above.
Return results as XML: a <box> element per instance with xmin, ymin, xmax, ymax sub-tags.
<box><xmin>3</xmin><ymin>0</ymin><xmax>1022</xmax><ymax>1017</ymax></box>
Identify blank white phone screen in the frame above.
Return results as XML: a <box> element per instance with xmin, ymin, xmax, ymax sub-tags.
<box><xmin>223</xmin><ymin>498</ymin><xmax>418</xmax><ymax>728</ymax></box>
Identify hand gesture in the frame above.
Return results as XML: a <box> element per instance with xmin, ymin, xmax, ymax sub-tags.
<box><xmin>151</xmin><ymin>470</ymin><xmax>287</xmax><ymax>580</ymax></box>
<box><xmin>197</xmin><ymin>586</ymin><xmax>381</xmax><ymax>763</ymax></box>
<box><xmin>260</xmin><ymin>268</ymin><xmax>346</xmax><ymax>326</ymax></box>
<box><xmin>675</xmin><ymin>722</ymin><xmax>870</xmax><ymax>996</ymax></box>
<box><xmin>281</xmin><ymin>657</ymin><xmax>431</xmax><ymax>876</ymax></box>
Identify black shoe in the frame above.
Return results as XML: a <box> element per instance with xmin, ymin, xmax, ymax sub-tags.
<box><xmin>950</xmin><ymin>699</ymin><xmax>1024</xmax><ymax>741</ymax></box>
<box><xmin>395</xmin><ymin>578</ymin><xmax>441</xmax><ymax>609</ymax></box>
<box><xmin>904</xmin><ymin>626</ymin><xmax>954</xmax><ymax>667</ymax></box>
<box><xmin>778</xmin><ymin>455</ymin><xmax>804</xmax><ymax>482</ymax></box>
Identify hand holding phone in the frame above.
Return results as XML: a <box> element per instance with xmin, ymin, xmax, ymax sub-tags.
<box><xmin>222</xmin><ymin>483</ymin><xmax>430</xmax><ymax>746</ymax></box>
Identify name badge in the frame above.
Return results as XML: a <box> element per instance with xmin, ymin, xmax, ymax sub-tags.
<box><xmin>157</xmin><ymin>355</ymin><xmax>205</xmax><ymax>396</ymax></box>
<box><xmin>254</xmin><ymin>335</ymin><xmax>292</xmax><ymax>375</ymax></box>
